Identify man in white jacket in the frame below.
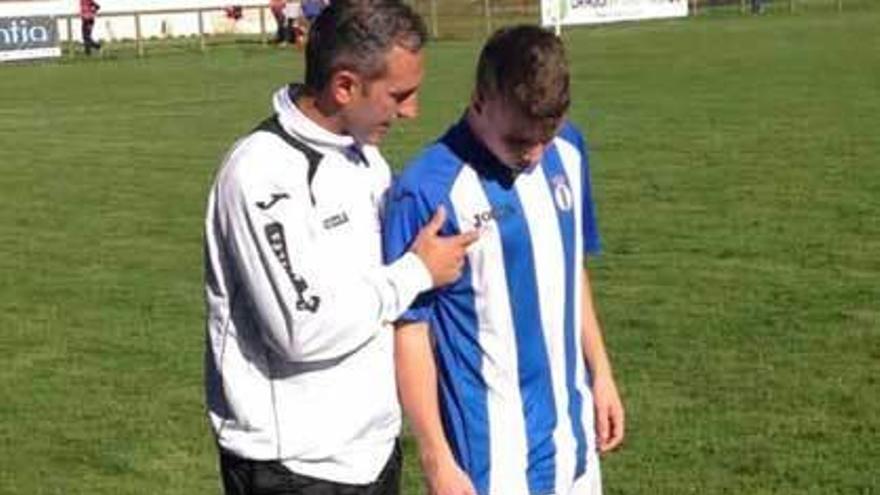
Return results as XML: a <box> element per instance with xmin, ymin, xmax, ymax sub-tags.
<box><xmin>204</xmin><ymin>1</ymin><xmax>476</xmax><ymax>493</ymax></box>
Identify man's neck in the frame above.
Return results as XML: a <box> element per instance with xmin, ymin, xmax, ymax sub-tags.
<box><xmin>295</xmin><ymin>89</ymin><xmax>347</xmax><ymax>137</ymax></box>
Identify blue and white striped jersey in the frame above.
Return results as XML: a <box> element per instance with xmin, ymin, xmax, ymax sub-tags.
<box><xmin>383</xmin><ymin>119</ymin><xmax>602</xmax><ymax>495</ymax></box>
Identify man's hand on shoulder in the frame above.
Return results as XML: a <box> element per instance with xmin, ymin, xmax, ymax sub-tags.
<box><xmin>410</xmin><ymin>206</ymin><xmax>479</xmax><ymax>287</ymax></box>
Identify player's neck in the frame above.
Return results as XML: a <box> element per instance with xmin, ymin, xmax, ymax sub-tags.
<box><xmin>465</xmin><ymin>107</ymin><xmax>491</xmax><ymax>150</ymax></box>
<box><xmin>465</xmin><ymin>107</ymin><xmax>525</xmax><ymax>174</ymax></box>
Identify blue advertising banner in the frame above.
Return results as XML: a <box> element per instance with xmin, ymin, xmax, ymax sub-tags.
<box><xmin>0</xmin><ymin>15</ymin><xmax>61</xmax><ymax>62</ymax></box>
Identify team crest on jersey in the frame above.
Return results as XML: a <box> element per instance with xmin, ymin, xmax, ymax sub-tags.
<box><xmin>552</xmin><ymin>174</ymin><xmax>574</xmax><ymax>212</ymax></box>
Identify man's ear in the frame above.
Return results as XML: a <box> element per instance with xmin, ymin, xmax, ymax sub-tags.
<box><xmin>329</xmin><ymin>69</ymin><xmax>362</xmax><ymax>106</ymax></box>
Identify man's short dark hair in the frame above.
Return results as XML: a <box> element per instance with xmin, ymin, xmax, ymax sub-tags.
<box><xmin>476</xmin><ymin>25</ymin><xmax>570</xmax><ymax>123</ymax></box>
<box><xmin>305</xmin><ymin>0</ymin><xmax>427</xmax><ymax>91</ymax></box>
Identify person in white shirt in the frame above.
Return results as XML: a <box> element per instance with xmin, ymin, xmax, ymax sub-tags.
<box><xmin>203</xmin><ymin>1</ymin><xmax>477</xmax><ymax>494</ymax></box>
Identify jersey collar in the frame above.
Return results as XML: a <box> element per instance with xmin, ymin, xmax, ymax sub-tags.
<box><xmin>443</xmin><ymin>117</ymin><xmax>522</xmax><ymax>188</ymax></box>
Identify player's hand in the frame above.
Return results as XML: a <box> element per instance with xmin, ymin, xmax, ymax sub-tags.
<box><xmin>410</xmin><ymin>206</ymin><xmax>479</xmax><ymax>287</ymax></box>
<box><xmin>421</xmin><ymin>453</ymin><xmax>477</xmax><ymax>495</ymax></box>
<box><xmin>593</xmin><ymin>373</ymin><xmax>625</xmax><ymax>453</ymax></box>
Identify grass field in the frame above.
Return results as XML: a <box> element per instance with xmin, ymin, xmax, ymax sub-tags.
<box><xmin>1</xmin><ymin>5</ymin><xmax>879</xmax><ymax>495</ymax></box>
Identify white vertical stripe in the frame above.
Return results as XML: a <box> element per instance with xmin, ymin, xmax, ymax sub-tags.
<box><xmin>516</xmin><ymin>164</ymin><xmax>577</xmax><ymax>494</ymax></box>
<box><xmin>556</xmin><ymin>138</ymin><xmax>597</xmax><ymax>455</ymax></box>
<box><xmin>450</xmin><ymin>165</ymin><xmax>530</xmax><ymax>495</ymax></box>
<box><xmin>568</xmin><ymin>452</ymin><xmax>603</xmax><ymax>495</ymax></box>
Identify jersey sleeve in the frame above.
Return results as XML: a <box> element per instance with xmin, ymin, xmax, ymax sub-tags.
<box><xmin>382</xmin><ymin>180</ymin><xmax>438</xmax><ymax>324</ymax></box>
<box><xmin>561</xmin><ymin>122</ymin><xmax>601</xmax><ymax>255</ymax></box>
<box><xmin>211</xmin><ymin>137</ymin><xmax>432</xmax><ymax>363</ymax></box>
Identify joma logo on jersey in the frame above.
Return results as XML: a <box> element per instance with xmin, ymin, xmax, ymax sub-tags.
<box><xmin>256</xmin><ymin>193</ymin><xmax>290</xmax><ymax>210</ymax></box>
<box><xmin>323</xmin><ymin>212</ymin><xmax>349</xmax><ymax>230</ymax></box>
<box><xmin>472</xmin><ymin>204</ymin><xmax>516</xmax><ymax>229</ymax></box>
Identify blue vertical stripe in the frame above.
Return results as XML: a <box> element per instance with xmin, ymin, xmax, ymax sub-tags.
<box><xmin>478</xmin><ymin>178</ymin><xmax>557</xmax><ymax>494</ymax></box>
<box><xmin>560</xmin><ymin>122</ymin><xmax>601</xmax><ymax>255</ymax></box>
<box><xmin>432</xmin><ymin>198</ymin><xmax>492</xmax><ymax>495</ymax></box>
<box><xmin>382</xmin><ymin>154</ymin><xmax>492</xmax><ymax>494</ymax></box>
<box><xmin>543</xmin><ymin>145</ymin><xmax>588</xmax><ymax>480</ymax></box>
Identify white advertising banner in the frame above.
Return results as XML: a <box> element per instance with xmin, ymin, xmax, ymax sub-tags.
<box><xmin>542</xmin><ymin>0</ymin><xmax>689</xmax><ymax>27</ymax></box>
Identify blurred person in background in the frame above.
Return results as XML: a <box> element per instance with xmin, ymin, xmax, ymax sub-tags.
<box><xmin>751</xmin><ymin>0</ymin><xmax>766</xmax><ymax>14</ymax></box>
<box><xmin>284</xmin><ymin>0</ymin><xmax>305</xmax><ymax>46</ymax></box>
<box><xmin>79</xmin><ymin>0</ymin><xmax>101</xmax><ymax>55</ymax></box>
<box><xmin>301</xmin><ymin>0</ymin><xmax>329</xmax><ymax>29</ymax></box>
<box><xmin>270</xmin><ymin>0</ymin><xmax>288</xmax><ymax>43</ymax></box>
<box><xmin>224</xmin><ymin>5</ymin><xmax>244</xmax><ymax>20</ymax></box>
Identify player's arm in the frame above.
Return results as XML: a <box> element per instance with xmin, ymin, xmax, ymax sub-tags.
<box><xmin>580</xmin><ymin>267</ymin><xmax>625</xmax><ymax>453</ymax></box>
<box><xmin>213</xmin><ymin>142</ymin><xmax>472</xmax><ymax>363</ymax></box>
<box><xmin>385</xmin><ymin>179</ymin><xmax>477</xmax><ymax>495</ymax></box>
<box><xmin>567</xmin><ymin>121</ymin><xmax>624</xmax><ymax>452</ymax></box>
<box><xmin>396</xmin><ymin>321</ymin><xmax>477</xmax><ymax>495</ymax></box>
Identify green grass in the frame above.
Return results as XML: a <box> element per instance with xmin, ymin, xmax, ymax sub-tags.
<box><xmin>1</xmin><ymin>7</ymin><xmax>878</xmax><ymax>495</ymax></box>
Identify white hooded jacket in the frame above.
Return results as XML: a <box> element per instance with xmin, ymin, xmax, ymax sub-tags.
<box><xmin>204</xmin><ymin>85</ymin><xmax>430</xmax><ymax>484</ymax></box>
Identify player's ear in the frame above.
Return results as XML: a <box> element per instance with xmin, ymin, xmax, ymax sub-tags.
<box><xmin>471</xmin><ymin>90</ymin><xmax>484</xmax><ymax>114</ymax></box>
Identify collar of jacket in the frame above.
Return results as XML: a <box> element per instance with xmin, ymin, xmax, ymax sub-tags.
<box><xmin>273</xmin><ymin>83</ymin><xmax>359</xmax><ymax>150</ymax></box>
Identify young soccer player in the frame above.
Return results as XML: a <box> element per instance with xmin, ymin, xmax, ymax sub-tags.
<box><xmin>384</xmin><ymin>25</ymin><xmax>625</xmax><ymax>495</ymax></box>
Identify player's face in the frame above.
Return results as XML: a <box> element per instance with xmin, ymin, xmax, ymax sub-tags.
<box><xmin>476</xmin><ymin>95</ymin><xmax>563</xmax><ymax>171</ymax></box>
<box><xmin>346</xmin><ymin>45</ymin><xmax>424</xmax><ymax>145</ymax></box>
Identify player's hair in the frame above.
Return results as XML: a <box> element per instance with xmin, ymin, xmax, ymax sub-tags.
<box><xmin>305</xmin><ymin>0</ymin><xmax>427</xmax><ymax>91</ymax></box>
<box><xmin>475</xmin><ymin>25</ymin><xmax>570</xmax><ymax>129</ymax></box>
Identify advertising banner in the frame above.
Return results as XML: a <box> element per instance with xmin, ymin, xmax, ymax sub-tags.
<box><xmin>0</xmin><ymin>16</ymin><xmax>61</xmax><ymax>62</ymax></box>
<box><xmin>542</xmin><ymin>0</ymin><xmax>688</xmax><ymax>27</ymax></box>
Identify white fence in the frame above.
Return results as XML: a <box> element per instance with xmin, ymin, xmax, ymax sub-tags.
<box><xmin>0</xmin><ymin>0</ymin><xmax>275</xmax><ymax>42</ymax></box>
<box><xmin>0</xmin><ymin>0</ymin><xmax>856</xmax><ymax>58</ymax></box>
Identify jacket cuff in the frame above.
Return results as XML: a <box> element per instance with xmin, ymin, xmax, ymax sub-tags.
<box><xmin>386</xmin><ymin>252</ymin><xmax>432</xmax><ymax>313</ymax></box>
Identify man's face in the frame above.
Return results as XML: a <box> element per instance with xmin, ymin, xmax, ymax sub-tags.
<box><xmin>475</xmin><ymin>94</ymin><xmax>563</xmax><ymax>171</ymax></box>
<box><xmin>345</xmin><ymin>45</ymin><xmax>424</xmax><ymax>145</ymax></box>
